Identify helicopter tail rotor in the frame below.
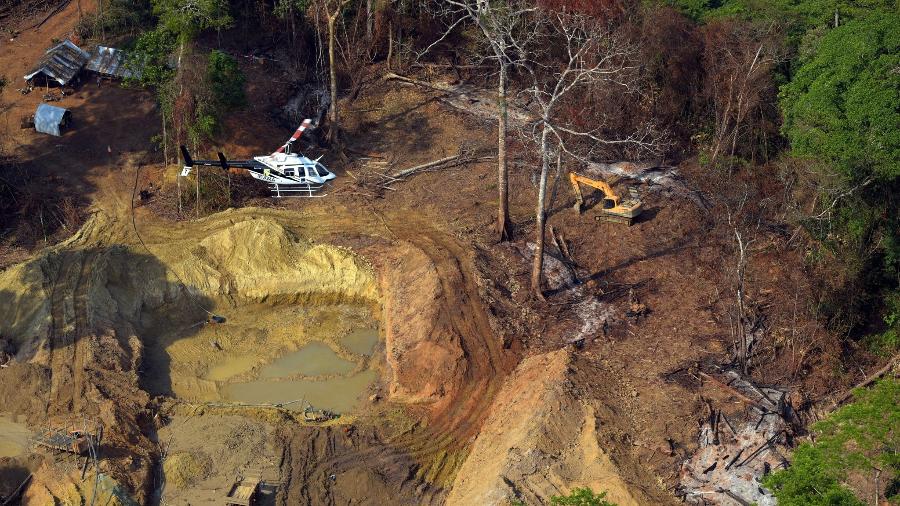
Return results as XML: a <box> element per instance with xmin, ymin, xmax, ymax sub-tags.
<box><xmin>217</xmin><ymin>152</ymin><xmax>229</xmax><ymax>171</ymax></box>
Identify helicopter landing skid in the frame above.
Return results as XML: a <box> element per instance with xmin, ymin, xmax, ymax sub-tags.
<box><xmin>268</xmin><ymin>183</ymin><xmax>327</xmax><ymax>198</ymax></box>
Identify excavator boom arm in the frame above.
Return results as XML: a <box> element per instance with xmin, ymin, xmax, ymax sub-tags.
<box><xmin>570</xmin><ymin>172</ymin><xmax>620</xmax><ymax>212</ymax></box>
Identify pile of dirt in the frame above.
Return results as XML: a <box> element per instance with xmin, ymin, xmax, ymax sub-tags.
<box><xmin>177</xmin><ymin>217</ymin><xmax>377</xmax><ymax>305</ymax></box>
<box><xmin>448</xmin><ymin>349</ymin><xmax>657</xmax><ymax>505</ymax></box>
<box><xmin>22</xmin><ymin>462</ymin><xmax>138</xmax><ymax>506</ymax></box>
<box><xmin>157</xmin><ymin>412</ymin><xmax>279</xmax><ymax>504</ymax></box>
<box><xmin>162</xmin><ymin>451</ymin><xmax>213</xmax><ymax>489</ymax></box>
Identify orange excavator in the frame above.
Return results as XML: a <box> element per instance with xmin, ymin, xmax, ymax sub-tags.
<box><xmin>569</xmin><ymin>172</ymin><xmax>643</xmax><ymax>225</ymax></box>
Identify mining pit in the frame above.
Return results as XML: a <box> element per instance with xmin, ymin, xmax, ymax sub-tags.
<box><xmin>0</xmin><ymin>207</ymin><xmax>526</xmax><ymax>504</ymax></box>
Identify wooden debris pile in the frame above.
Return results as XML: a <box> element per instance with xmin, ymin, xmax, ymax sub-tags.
<box><xmin>349</xmin><ymin>146</ymin><xmax>492</xmax><ymax>196</ymax></box>
<box><xmin>675</xmin><ymin>366</ymin><xmax>796</xmax><ymax>506</ymax></box>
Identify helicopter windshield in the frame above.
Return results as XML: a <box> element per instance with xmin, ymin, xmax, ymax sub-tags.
<box><xmin>314</xmin><ymin>163</ymin><xmax>330</xmax><ymax>177</ymax></box>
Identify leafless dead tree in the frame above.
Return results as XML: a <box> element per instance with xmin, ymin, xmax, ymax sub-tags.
<box><xmin>310</xmin><ymin>0</ymin><xmax>353</xmax><ymax>146</ymax></box>
<box><xmin>524</xmin><ymin>11</ymin><xmax>663</xmax><ymax>299</ymax></box>
<box><xmin>702</xmin><ymin>21</ymin><xmax>781</xmax><ymax>165</ymax></box>
<box><xmin>425</xmin><ymin>0</ymin><xmax>537</xmax><ymax>242</ymax></box>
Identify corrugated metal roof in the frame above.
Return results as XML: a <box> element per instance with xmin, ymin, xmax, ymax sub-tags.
<box><xmin>34</xmin><ymin>103</ymin><xmax>70</xmax><ymax>136</ymax></box>
<box><xmin>86</xmin><ymin>46</ymin><xmax>135</xmax><ymax>79</ymax></box>
<box><xmin>24</xmin><ymin>39</ymin><xmax>90</xmax><ymax>86</ymax></box>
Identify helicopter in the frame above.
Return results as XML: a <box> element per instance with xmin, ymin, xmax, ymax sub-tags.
<box><xmin>179</xmin><ymin>119</ymin><xmax>336</xmax><ymax>197</ymax></box>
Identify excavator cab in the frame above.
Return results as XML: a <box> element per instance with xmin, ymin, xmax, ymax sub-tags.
<box><xmin>570</xmin><ymin>172</ymin><xmax>643</xmax><ymax>225</ymax></box>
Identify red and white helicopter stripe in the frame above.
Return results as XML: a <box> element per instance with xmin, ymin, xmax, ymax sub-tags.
<box><xmin>274</xmin><ymin>118</ymin><xmax>312</xmax><ymax>154</ymax></box>
<box><xmin>180</xmin><ymin>119</ymin><xmax>335</xmax><ymax>198</ymax></box>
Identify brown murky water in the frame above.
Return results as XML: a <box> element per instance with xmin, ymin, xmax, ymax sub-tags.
<box><xmin>147</xmin><ymin>301</ymin><xmax>381</xmax><ymax>413</ymax></box>
<box><xmin>340</xmin><ymin>327</ymin><xmax>379</xmax><ymax>356</ymax></box>
<box><xmin>259</xmin><ymin>341</ymin><xmax>356</xmax><ymax>378</ymax></box>
<box><xmin>224</xmin><ymin>367</ymin><xmax>378</xmax><ymax>413</ymax></box>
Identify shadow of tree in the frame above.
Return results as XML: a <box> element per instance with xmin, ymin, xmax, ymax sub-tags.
<box><xmin>0</xmin><ymin>245</ymin><xmax>215</xmax><ymax>415</ymax></box>
<box><xmin>1</xmin><ymin>81</ymin><xmax>160</xmax><ymax>264</ymax></box>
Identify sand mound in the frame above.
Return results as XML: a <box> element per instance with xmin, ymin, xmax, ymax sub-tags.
<box><xmin>182</xmin><ymin>218</ymin><xmax>377</xmax><ymax>304</ymax></box>
<box><xmin>447</xmin><ymin>350</ymin><xmax>647</xmax><ymax>506</ymax></box>
<box><xmin>163</xmin><ymin>451</ymin><xmax>213</xmax><ymax>489</ymax></box>
<box><xmin>0</xmin><ymin>217</ymin><xmax>377</xmax><ymax>361</ymax></box>
<box><xmin>22</xmin><ymin>461</ymin><xmax>139</xmax><ymax>506</ymax></box>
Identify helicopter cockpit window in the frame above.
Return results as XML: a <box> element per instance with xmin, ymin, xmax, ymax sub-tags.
<box><xmin>314</xmin><ymin>163</ymin><xmax>329</xmax><ymax>177</ymax></box>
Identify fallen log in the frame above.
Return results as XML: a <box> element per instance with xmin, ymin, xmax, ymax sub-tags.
<box><xmin>31</xmin><ymin>0</ymin><xmax>71</xmax><ymax>29</ymax></box>
<box><xmin>698</xmin><ymin>371</ymin><xmax>771</xmax><ymax>412</ymax></box>
<box><xmin>390</xmin><ymin>154</ymin><xmax>460</xmax><ymax>179</ymax></box>
<box><xmin>1</xmin><ymin>474</ymin><xmax>32</xmax><ymax>506</ymax></box>
<box><xmin>383</xmin><ymin>72</ymin><xmax>536</xmax><ymax>125</ymax></box>
<box><xmin>383</xmin><ymin>72</ymin><xmax>453</xmax><ymax>93</ymax></box>
<box><xmin>831</xmin><ymin>354</ymin><xmax>899</xmax><ymax>409</ymax></box>
<box><xmin>718</xmin><ymin>488</ymin><xmax>752</xmax><ymax>506</ymax></box>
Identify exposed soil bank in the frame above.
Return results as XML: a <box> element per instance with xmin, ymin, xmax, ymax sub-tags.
<box><xmin>0</xmin><ymin>414</ymin><xmax>30</xmax><ymax>458</ymax></box>
<box><xmin>448</xmin><ymin>350</ymin><xmax>670</xmax><ymax>505</ymax></box>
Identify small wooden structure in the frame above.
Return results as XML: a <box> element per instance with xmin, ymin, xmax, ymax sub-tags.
<box><xmin>223</xmin><ymin>473</ymin><xmax>262</xmax><ymax>506</ymax></box>
<box><xmin>34</xmin><ymin>422</ymin><xmax>97</xmax><ymax>456</ymax></box>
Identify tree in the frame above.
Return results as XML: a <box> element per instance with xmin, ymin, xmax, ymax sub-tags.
<box><xmin>310</xmin><ymin>0</ymin><xmax>352</xmax><ymax>146</ymax></box>
<box><xmin>207</xmin><ymin>50</ymin><xmax>246</xmax><ymax>110</ymax></box>
<box><xmin>780</xmin><ymin>12</ymin><xmax>899</xmax><ymax>336</ymax></box>
<box><xmin>150</xmin><ymin>0</ymin><xmax>234</xmax><ymax>146</ymax></box>
<box><xmin>428</xmin><ymin>0</ymin><xmax>535</xmax><ymax>241</ymax></box>
<box><xmin>152</xmin><ymin>0</ymin><xmax>233</xmax><ymax>41</ymax></box>
<box><xmin>763</xmin><ymin>378</ymin><xmax>898</xmax><ymax>505</ymax></box>
<box><xmin>525</xmin><ymin>11</ymin><xmax>661</xmax><ymax>298</ymax></box>
<box><xmin>780</xmin><ymin>13</ymin><xmax>899</xmax><ymax>185</ymax></box>
<box><xmin>700</xmin><ymin>19</ymin><xmax>781</xmax><ymax>165</ymax></box>
<box><xmin>550</xmin><ymin>488</ymin><xmax>617</xmax><ymax>506</ymax></box>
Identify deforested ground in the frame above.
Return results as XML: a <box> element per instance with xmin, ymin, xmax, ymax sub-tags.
<box><xmin>0</xmin><ymin>1</ymin><xmax>897</xmax><ymax>505</ymax></box>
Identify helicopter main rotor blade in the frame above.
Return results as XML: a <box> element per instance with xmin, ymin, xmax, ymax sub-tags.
<box><xmin>274</xmin><ymin>118</ymin><xmax>313</xmax><ymax>154</ymax></box>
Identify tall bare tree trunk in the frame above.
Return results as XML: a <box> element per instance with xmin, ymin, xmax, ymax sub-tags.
<box><xmin>98</xmin><ymin>0</ymin><xmax>104</xmax><ymax>40</ymax></box>
<box><xmin>366</xmin><ymin>0</ymin><xmax>373</xmax><ymax>42</ymax></box>
<box><xmin>497</xmin><ymin>60</ymin><xmax>512</xmax><ymax>241</ymax></box>
<box><xmin>327</xmin><ymin>12</ymin><xmax>339</xmax><ymax>146</ymax></box>
<box><xmin>195</xmin><ymin>168</ymin><xmax>200</xmax><ymax>219</ymax></box>
<box><xmin>162</xmin><ymin>113</ymin><xmax>168</xmax><ymax>167</ymax></box>
<box><xmin>386</xmin><ymin>21</ymin><xmax>393</xmax><ymax>70</ymax></box>
<box><xmin>531</xmin><ymin>126</ymin><xmax>550</xmax><ymax>299</ymax></box>
<box><xmin>734</xmin><ymin>227</ymin><xmax>748</xmax><ymax>373</ymax></box>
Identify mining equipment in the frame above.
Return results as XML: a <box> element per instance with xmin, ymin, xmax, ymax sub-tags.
<box><xmin>569</xmin><ymin>172</ymin><xmax>643</xmax><ymax>225</ymax></box>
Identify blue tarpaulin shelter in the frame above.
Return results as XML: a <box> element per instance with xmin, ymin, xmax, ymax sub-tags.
<box><xmin>34</xmin><ymin>103</ymin><xmax>71</xmax><ymax>136</ymax></box>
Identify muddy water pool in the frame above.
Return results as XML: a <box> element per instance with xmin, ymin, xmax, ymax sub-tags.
<box><xmin>223</xmin><ymin>331</ymin><xmax>379</xmax><ymax>413</ymax></box>
<box><xmin>145</xmin><ymin>303</ymin><xmax>382</xmax><ymax>414</ymax></box>
<box><xmin>340</xmin><ymin>327</ymin><xmax>379</xmax><ymax>356</ymax></box>
<box><xmin>259</xmin><ymin>341</ymin><xmax>356</xmax><ymax>378</ymax></box>
<box><xmin>224</xmin><ymin>368</ymin><xmax>378</xmax><ymax>413</ymax></box>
